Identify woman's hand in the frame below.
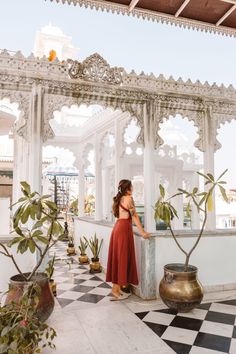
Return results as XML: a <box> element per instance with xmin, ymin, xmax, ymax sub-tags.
<box><xmin>141</xmin><ymin>231</ymin><xmax>151</xmax><ymax>239</ymax></box>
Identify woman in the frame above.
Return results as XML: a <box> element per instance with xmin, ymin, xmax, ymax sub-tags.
<box><xmin>106</xmin><ymin>179</ymin><xmax>150</xmax><ymax>301</ymax></box>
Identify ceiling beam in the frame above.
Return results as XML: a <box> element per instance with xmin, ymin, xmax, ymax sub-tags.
<box><xmin>128</xmin><ymin>0</ymin><xmax>140</xmax><ymax>12</ymax></box>
<box><xmin>175</xmin><ymin>0</ymin><xmax>191</xmax><ymax>17</ymax></box>
<box><xmin>217</xmin><ymin>3</ymin><xmax>236</xmax><ymax>25</ymax></box>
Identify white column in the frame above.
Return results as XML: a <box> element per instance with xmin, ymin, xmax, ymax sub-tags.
<box><xmin>78</xmin><ymin>159</ymin><xmax>85</xmax><ymax>217</ymax></box>
<box><xmin>94</xmin><ymin>134</ymin><xmax>103</xmax><ymax>221</ymax></box>
<box><xmin>12</xmin><ymin>131</ymin><xmax>29</xmax><ymax>203</ymax></box>
<box><xmin>28</xmin><ymin>84</ymin><xmax>43</xmax><ymax>193</ymax></box>
<box><xmin>114</xmin><ymin>115</ymin><xmax>122</xmax><ymax>187</ymax></box>
<box><xmin>203</xmin><ymin>107</ymin><xmax>216</xmax><ymax>230</ymax></box>
<box><xmin>143</xmin><ymin>104</ymin><xmax>156</xmax><ymax>233</ymax></box>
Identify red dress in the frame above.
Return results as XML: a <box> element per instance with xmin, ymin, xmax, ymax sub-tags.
<box><xmin>106</xmin><ymin>204</ymin><xmax>138</xmax><ymax>285</ymax></box>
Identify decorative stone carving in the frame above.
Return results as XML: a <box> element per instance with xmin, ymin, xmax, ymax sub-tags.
<box><xmin>68</xmin><ymin>53</ymin><xmax>123</xmax><ymax>85</ymax></box>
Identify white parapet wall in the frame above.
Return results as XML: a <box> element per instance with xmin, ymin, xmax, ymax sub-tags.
<box><xmin>74</xmin><ymin>218</ymin><xmax>236</xmax><ymax>299</ymax></box>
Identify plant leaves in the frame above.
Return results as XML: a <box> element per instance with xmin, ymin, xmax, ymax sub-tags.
<box><xmin>159</xmin><ymin>184</ymin><xmax>165</xmax><ymax>199</ymax></box>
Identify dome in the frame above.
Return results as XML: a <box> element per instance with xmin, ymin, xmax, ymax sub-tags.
<box><xmin>41</xmin><ymin>24</ymin><xmax>64</xmax><ymax>37</ymax></box>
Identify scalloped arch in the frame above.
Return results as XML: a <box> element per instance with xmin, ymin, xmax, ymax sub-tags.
<box><xmin>44</xmin><ymin>93</ymin><xmax>144</xmax><ymax>145</ymax></box>
<box><xmin>0</xmin><ymin>90</ymin><xmax>30</xmax><ymax>140</ymax></box>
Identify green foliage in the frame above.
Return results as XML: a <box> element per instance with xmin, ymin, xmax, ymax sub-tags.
<box><xmin>154</xmin><ymin>170</ymin><xmax>229</xmax><ymax>268</ymax></box>
<box><xmin>0</xmin><ymin>181</ymin><xmax>65</xmax><ymax>281</ymax></box>
<box><xmin>84</xmin><ymin>233</ymin><xmax>103</xmax><ymax>261</ymax></box>
<box><xmin>45</xmin><ymin>254</ymin><xmax>56</xmax><ymax>280</ymax></box>
<box><xmin>0</xmin><ymin>283</ymin><xmax>56</xmax><ymax>354</ymax></box>
<box><xmin>78</xmin><ymin>237</ymin><xmax>88</xmax><ymax>256</ymax></box>
<box><xmin>69</xmin><ymin>197</ymin><xmax>78</xmax><ymax>216</ymax></box>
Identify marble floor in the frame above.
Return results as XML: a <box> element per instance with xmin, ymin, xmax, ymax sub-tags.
<box><xmin>43</xmin><ymin>242</ymin><xmax>236</xmax><ymax>354</ymax></box>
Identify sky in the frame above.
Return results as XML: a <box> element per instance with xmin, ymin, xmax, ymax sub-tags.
<box><xmin>0</xmin><ymin>0</ymin><xmax>236</xmax><ymax>186</ymax></box>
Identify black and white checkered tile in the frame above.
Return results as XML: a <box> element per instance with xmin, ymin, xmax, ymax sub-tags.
<box><xmin>51</xmin><ymin>242</ymin><xmax>112</xmax><ymax>308</ymax></box>
<box><xmin>135</xmin><ymin>300</ymin><xmax>236</xmax><ymax>354</ymax></box>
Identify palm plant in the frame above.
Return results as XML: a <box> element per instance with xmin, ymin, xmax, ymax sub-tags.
<box><xmin>154</xmin><ymin>170</ymin><xmax>228</xmax><ymax>270</ymax></box>
<box><xmin>79</xmin><ymin>237</ymin><xmax>88</xmax><ymax>256</ymax></box>
<box><xmin>85</xmin><ymin>233</ymin><xmax>103</xmax><ymax>261</ymax></box>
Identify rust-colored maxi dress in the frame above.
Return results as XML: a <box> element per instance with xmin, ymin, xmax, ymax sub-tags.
<box><xmin>106</xmin><ymin>204</ymin><xmax>138</xmax><ymax>285</ymax></box>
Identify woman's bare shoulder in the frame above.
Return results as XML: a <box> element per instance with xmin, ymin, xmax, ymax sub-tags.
<box><xmin>122</xmin><ymin>195</ymin><xmax>134</xmax><ymax>207</ymax></box>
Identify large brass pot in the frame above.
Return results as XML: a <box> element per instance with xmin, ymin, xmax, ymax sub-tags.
<box><xmin>159</xmin><ymin>263</ymin><xmax>203</xmax><ymax>312</ymax></box>
<box><xmin>5</xmin><ymin>272</ymin><xmax>55</xmax><ymax>322</ymax></box>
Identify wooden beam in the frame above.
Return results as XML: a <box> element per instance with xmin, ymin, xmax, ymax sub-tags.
<box><xmin>175</xmin><ymin>0</ymin><xmax>191</xmax><ymax>17</ymax></box>
<box><xmin>128</xmin><ymin>0</ymin><xmax>140</xmax><ymax>12</ymax></box>
<box><xmin>216</xmin><ymin>3</ymin><xmax>236</xmax><ymax>25</ymax></box>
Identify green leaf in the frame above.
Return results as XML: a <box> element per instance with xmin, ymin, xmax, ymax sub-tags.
<box><xmin>20</xmin><ymin>181</ymin><xmax>31</xmax><ymax>195</ymax></box>
<box><xmin>32</xmin><ymin>230</ymin><xmax>43</xmax><ymax>238</ymax></box>
<box><xmin>28</xmin><ymin>239</ymin><xmax>36</xmax><ymax>253</ymax></box>
<box><xmin>36</xmin><ymin>235</ymin><xmax>49</xmax><ymax>245</ymax></box>
<box><xmin>219</xmin><ymin>185</ymin><xmax>228</xmax><ymax>203</ymax></box>
<box><xmin>44</xmin><ymin>200</ymin><xmax>57</xmax><ymax>211</ymax></box>
<box><xmin>8</xmin><ymin>236</ymin><xmax>24</xmax><ymax>247</ymax></box>
<box><xmin>207</xmin><ymin>173</ymin><xmax>215</xmax><ymax>182</ymax></box>
<box><xmin>159</xmin><ymin>184</ymin><xmax>165</xmax><ymax>199</ymax></box>
<box><xmin>21</xmin><ymin>205</ymin><xmax>30</xmax><ymax>224</ymax></box>
<box><xmin>193</xmin><ymin>187</ymin><xmax>198</xmax><ymax>194</ymax></box>
<box><xmin>216</xmin><ymin>169</ymin><xmax>228</xmax><ymax>181</ymax></box>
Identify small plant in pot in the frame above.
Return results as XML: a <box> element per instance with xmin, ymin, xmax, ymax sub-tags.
<box><xmin>78</xmin><ymin>237</ymin><xmax>89</xmax><ymax>264</ymax></box>
<box><xmin>85</xmin><ymin>233</ymin><xmax>103</xmax><ymax>273</ymax></box>
<box><xmin>0</xmin><ymin>181</ymin><xmax>65</xmax><ymax>321</ymax></box>
<box><xmin>67</xmin><ymin>232</ymin><xmax>76</xmax><ymax>256</ymax></box>
<box><xmin>0</xmin><ymin>283</ymin><xmax>56</xmax><ymax>354</ymax></box>
<box><xmin>154</xmin><ymin>170</ymin><xmax>228</xmax><ymax>312</ymax></box>
<box><xmin>45</xmin><ymin>254</ymin><xmax>57</xmax><ymax>297</ymax></box>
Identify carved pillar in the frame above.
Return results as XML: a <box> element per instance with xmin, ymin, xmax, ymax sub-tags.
<box><xmin>143</xmin><ymin>102</ymin><xmax>157</xmax><ymax>232</ymax></box>
<box><xmin>203</xmin><ymin>106</ymin><xmax>216</xmax><ymax>230</ymax></box>
<box><xmin>78</xmin><ymin>158</ymin><xmax>85</xmax><ymax>217</ymax></box>
<box><xmin>94</xmin><ymin>134</ymin><xmax>103</xmax><ymax>221</ymax></box>
<box><xmin>137</xmin><ymin>102</ymin><xmax>157</xmax><ymax>299</ymax></box>
<box><xmin>12</xmin><ymin>125</ymin><xmax>29</xmax><ymax>203</ymax></box>
<box><xmin>28</xmin><ymin>84</ymin><xmax>43</xmax><ymax>193</ymax></box>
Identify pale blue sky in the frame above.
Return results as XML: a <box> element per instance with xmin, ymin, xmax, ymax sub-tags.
<box><xmin>1</xmin><ymin>0</ymin><xmax>236</xmax><ymax>86</ymax></box>
<box><xmin>0</xmin><ymin>0</ymin><xmax>236</xmax><ymax>186</ymax></box>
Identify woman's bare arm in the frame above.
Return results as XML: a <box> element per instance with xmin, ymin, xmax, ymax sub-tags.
<box><xmin>125</xmin><ymin>196</ymin><xmax>150</xmax><ymax>239</ymax></box>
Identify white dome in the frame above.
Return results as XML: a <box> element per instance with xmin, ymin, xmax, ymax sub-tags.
<box><xmin>41</xmin><ymin>24</ymin><xmax>64</xmax><ymax>37</ymax></box>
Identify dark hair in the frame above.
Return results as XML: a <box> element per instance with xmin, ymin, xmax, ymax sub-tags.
<box><xmin>112</xmin><ymin>179</ymin><xmax>132</xmax><ymax>218</ymax></box>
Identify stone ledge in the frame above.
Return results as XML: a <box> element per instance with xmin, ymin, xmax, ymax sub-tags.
<box><xmin>75</xmin><ymin>217</ymin><xmax>236</xmax><ymax>238</ymax></box>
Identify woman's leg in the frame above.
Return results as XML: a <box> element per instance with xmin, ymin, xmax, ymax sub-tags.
<box><xmin>112</xmin><ymin>284</ymin><xmax>121</xmax><ymax>297</ymax></box>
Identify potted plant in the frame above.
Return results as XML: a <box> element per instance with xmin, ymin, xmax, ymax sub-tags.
<box><xmin>0</xmin><ymin>283</ymin><xmax>56</xmax><ymax>354</ymax></box>
<box><xmin>67</xmin><ymin>231</ymin><xmax>76</xmax><ymax>256</ymax></box>
<box><xmin>45</xmin><ymin>254</ymin><xmax>57</xmax><ymax>297</ymax></box>
<box><xmin>0</xmin><ymin>181</ymin><xmax>65</xmax><ymax>321</ymax></box>
<box><xmin>154</xmin><ymin>170</ymin><xmax>228</xmax><ymax>312</ymax></box>
<box><xmin>85</xmin><ymin>233</ymin><xmax>103</xmax><ymax>273</ymax></box>
<box><xmin>78</xmin><ymin>237</ymin><xmax>89</xmax><ymax>264</ymax></box>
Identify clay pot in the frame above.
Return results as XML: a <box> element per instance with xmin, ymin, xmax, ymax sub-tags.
<box><xmin>67</xmin><ymin>245</ymin><xmax>76</xmax><ymax>255</ymax></box>
<box><xmin>79</xmin><ymin>255</ymin><xmax>89</xmax><ymax>264</ymax></box>
<box><xmin>90</xmin><ymin>258</ymin><xmax>101</xmax><ymax>273</ymax></box>
<box><xmin>159</xmin><ymin>263</ymin><xmax>204</xmax><ymax>313</ymax></box>
<box><xmin>5</xmin><ymin>272</ymin><xmax>54</xmax><ymax>322</ymax></box>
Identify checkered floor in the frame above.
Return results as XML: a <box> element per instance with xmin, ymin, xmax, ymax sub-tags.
<box><xmin>135</xmin><ymin>300</ymin><xmax>236</xmax><ymax>354</ymax></box>
<box><xmin>51</xmin><ymin>242</ymin><xmax>236</xmax><ymax>353</ymax></box>
<box><xmin>51</xmin><ymin>242</ymin><xmax>112</xmax><ymax>308</ymax></box>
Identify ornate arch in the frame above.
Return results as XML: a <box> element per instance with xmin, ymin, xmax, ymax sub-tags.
<box><xmin>43</xmin><ymin>93</ymin><xmax>145</xmax><ymax>145</ymax></box>
<box><xmin>0</xmin><ymin>90</ymin><xmax>30</xmax><ymax>140</ymax></box>
<box><xmin>152</xmin><ymin>97</ymin><xmax>205</xmax><ymax>151</ymax></box>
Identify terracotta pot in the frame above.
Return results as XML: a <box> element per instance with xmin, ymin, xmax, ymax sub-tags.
<box><xmin>5</xmin><ymin>272</ymin><xmax>54</xmax><ymax>322</ymax></box>
<box><xmin>79</xmin><ymin>255</ymin><xmax>89</xmax><ymax>264</ymax></box>
<box><xmin>159</xmin><ymin>263</ymin><xmax>204</xmax><ymax>312</ymax></box>
<box><xmin>67</xmin><ymin>246</ymin><xmax>76</xmax><ymax>255</ymax></box>
<box><xmin>49</xmin><ymin>279</ymin><xmax>57</xmax><ymax>297</ymax></box>
<box><xmin>90</xmin><ymin>258</ymin><xmax>101</xmax><ymax>273</ymax></box>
